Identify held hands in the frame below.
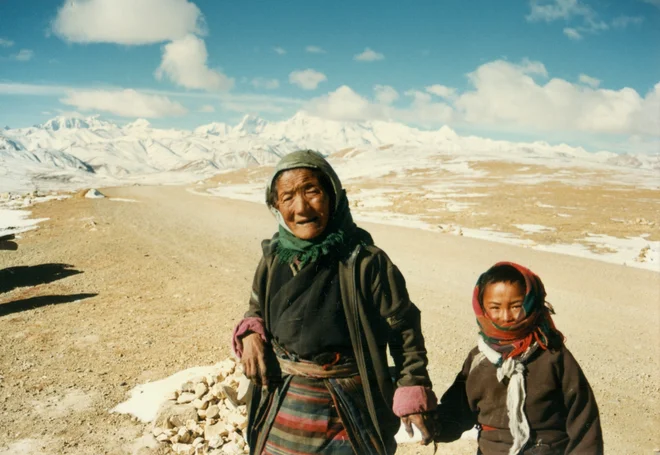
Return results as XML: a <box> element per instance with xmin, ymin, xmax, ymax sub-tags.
<box><xmin>240</xmin><ymin>332</ymin><xmax>269</xmax><ymax>387</ymax></box>
<box><xmin>401</xmin><ymin>413</ymin><xmax>435</xmax><ymax>446</ymax></box>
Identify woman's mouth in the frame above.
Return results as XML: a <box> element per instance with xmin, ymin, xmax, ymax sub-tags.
<box><xmin>296</xmin><ymin>217</ymin><xmax>319</xmax><ymax>225</ymax></box>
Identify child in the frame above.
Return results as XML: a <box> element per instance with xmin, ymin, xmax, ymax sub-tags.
<box><xmin>434</xmin><ymin>262</ymin><xmax>603</xmax><ymax>455</ymax></box>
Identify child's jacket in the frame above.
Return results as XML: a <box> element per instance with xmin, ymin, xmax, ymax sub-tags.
<box><xmin>435</xmin><ymin>344</ymin><xmax>603</xmax><ymax>454</ymax></box>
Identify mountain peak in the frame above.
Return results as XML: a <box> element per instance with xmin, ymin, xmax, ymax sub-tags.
<box><xmin>124</xmin><ymin>118</ymin><xmax>151</xmax><ymax>129</ymax></box>
<box><xmin>194</xmin><ymin>122</ymin><xmax>230</xmax><ymax>136</ymax></box>
<box><xmin>40</xmin><ymin>114</ymin><xmax>115</xmax><ymax>131</ymax></box>
<box><xmin>234</xmin><ymin>114</ymin><xmax>267</xmax><ymax>134</ymax></box>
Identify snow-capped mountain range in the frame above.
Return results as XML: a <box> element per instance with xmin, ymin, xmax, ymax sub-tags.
<box><xmin>1</xmin><ymin>111</ymin><xmax>658</xmax><ymax>193</ymax></box>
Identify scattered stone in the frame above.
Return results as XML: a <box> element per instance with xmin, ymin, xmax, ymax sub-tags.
<box><xmin>172</xmin><ymin>443</ymin><xmax>195</xmax><ymax>455</ymax></box>
<box><xmin>223</xmin><ymin>385</ymin><xmax>239</xmax><ymax>408</ymax></box>
<box><xmin>236</xmin><ymin>376</ymin><xmax>250</xmax><ymax>404</ymax></box>
<box><xmin>205</xmin><ymin>422</ymin><xmax>230</xmax><ymax>441</ymax></box>
<box><xmin>192</xmin><ymin>398</ymin><xmax>208</xmax><ymax>410</ymax></box>
<box><xmin>221</xmin><ymin>442</ymin><xmax>242</xmax><ymax>454</ymax></box>
<box><xmin>205</xmin><ymin>405</ymin><xmax>220</xmax><ymax>420</ymax></box>
<box><xmin>181</xmin><ymin>381</ymin><xmax>195</xmax><ymax>393</ymax></box>
<box><xmin>177</xmin><ymin>392</ymin><xmax>196</xmax><ymax>404</ymax></box>
<box><xmin>208</xmin><ymin>436</ymin><xmax>224</xmax><ymax>449</ymax></box>
<box><xmin>153</xmin><ymin>402</ymin><xmax>198</xmax><ymax>429</ymax></box>
<box><xmin>195</xmin><ymin>382</ymin><xmax>209</xmax><ymax>399</ymax></box>
<box><xmin>156</xmin><ymin>433</ymin><xmax>170</xmax><ymax>442</ymax></box>
<box><xmin>211</xmin><ymin>383</ymin><xmax>225</xmax><ymax>399</ymax></box>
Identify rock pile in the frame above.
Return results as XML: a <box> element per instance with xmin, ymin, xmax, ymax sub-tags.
<box><xmin>151</xmin><ymin>359</ymin><xmax>252</xmax><ymax>455</ymax></box>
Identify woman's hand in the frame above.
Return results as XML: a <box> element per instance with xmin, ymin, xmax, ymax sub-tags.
<box><xmin>401</xmin><ymin>413</ymin><xmax>435</xmax><ymax>445</ymax></box>
<box><xmin>241</xmin><ymin>332</ymin><xmax>269</xmax><ymax>386</ymax></box>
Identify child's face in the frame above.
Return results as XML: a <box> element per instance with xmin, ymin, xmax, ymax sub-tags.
<box><xmin>482</xmin><ymin>281</ymin><xmax>525</xmax><ymax>325</ymax></box>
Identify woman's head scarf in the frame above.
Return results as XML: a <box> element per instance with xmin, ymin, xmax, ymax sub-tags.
<box><xmin>473</xmin><ymin>261</ymin><xmax>564</xmax><ymax>359</ymax></box>
<box><xmin>266</xmin><ymin>150</ymin><xmax>361</xmax><ymax>267</ymax></box>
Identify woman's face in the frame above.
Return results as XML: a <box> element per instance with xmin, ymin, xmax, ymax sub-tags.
<box><xmin>274</xmin><ymin>168</ymin><xmax>331</xmax><ymax>240</ymax></box>
<box><xmin>482</xmin><ymin>281</ymin><xmax>525</xmax><ymax>325</ymax></box>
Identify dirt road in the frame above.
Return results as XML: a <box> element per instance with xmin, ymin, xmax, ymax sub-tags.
<box><xmin>1</xmin><ymin>185</ymin><xmax>658</xmax><ymax>454</ymax></box>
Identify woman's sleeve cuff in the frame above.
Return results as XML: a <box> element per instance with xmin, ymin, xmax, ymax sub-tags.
<box><xmin>392</xmin><ymin>386</ymin><xmax>438</xmax><ymax>417</ymax></box>
<box><xmin>231</xmin><ymin>317</ymin><xmax>268</xmax><ymax>358</ymax></box>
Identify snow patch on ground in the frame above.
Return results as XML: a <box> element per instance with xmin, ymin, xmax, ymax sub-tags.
<box><xmin>198</xmin><ymin>185</ymin><xmax>659</xmax><ymax>272</ymax></box>
<box><xmin>513</xmin><ymin>224</ymin><xmax>557</xmax><ymax>234</ymax></box>
<box><xmin>0</xmin><ymin>209</ymin><xmax>49</xmax><ymax>237</ymax></box>
<box><xmin>111</xmin><ymin>364</ymin><xmax>223</xmax><ymax>423</ymax></box>
<box><xmin>460</xmin><ymin>227</ymin><xmax>537</xmax><ymax>247</ymax></box>
<box><xmin>205</xmin><ymin>184</ymin><xmax>263</xmax><ymax>204</ymax></box>
<box><xmin>85</xmin><ymin>189</ymin><xmax>105</xmax><ymax>199</ymax></box>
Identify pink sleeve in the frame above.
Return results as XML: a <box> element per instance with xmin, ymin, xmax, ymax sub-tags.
<box><xmin>231</xmin><ymin>317</ymin><xmax>268</xmax><ymax>358</ymax></box>
<box><xmin>392</xmin><ymin>386</ymin><xmax>438</xmax><ymax>417</ymax></box>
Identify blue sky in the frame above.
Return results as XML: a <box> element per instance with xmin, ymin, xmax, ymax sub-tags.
<box><xmin>0</xmin><ymin>0</ymin><xmax>658</xmax><ymax>153</ymax></box>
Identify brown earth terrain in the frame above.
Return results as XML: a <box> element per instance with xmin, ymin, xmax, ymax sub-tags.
<box><xmin>0</xmin><ymin>184</ymin><xmax>658</xmax><ymax>455</ymax></box>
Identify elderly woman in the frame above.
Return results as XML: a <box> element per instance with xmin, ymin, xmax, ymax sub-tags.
<box><xmin>232</xmin><ymin>150</ymin><xmax>436</xmax><ymax>455</ymax></box>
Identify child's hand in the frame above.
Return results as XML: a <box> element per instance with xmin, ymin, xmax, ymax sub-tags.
<box><xmin>401</xmin><ymin>413</ymin><xmax>435</xmax><ymax>445</ymax></box>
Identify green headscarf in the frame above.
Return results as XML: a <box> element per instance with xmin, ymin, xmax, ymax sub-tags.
<box><xmin>266</xmin><ymin>150</ymin><xmax>362</xmax><ymax>267</ymax></box>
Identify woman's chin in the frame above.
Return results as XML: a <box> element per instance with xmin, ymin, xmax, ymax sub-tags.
<box><xmin>291</xmin><ymin>226</ymin><xmax>325</xmax><ymax>240</ymax></box>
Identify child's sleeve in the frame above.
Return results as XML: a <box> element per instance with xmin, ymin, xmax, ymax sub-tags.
<box><xmin>433</xmin><ymin>353</ymin><xmax>478</xmax><ymax>442</ymax></box>
<box><xmin>560</xmin><ymin>347</ymin><xmax>604</xmax><ymax>454</ymax></box>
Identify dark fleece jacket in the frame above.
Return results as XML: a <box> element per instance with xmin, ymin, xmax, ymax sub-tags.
<box><xmin>435</xmin><ymin>345</ymin><xmax>603</xmax><ymax>455</ymax></box>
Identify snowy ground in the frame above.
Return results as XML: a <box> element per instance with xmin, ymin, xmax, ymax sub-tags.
<box><xmin>198</xmin><ymin>150</ymin><xmax>659</xmax><ymax>272</ymax></box>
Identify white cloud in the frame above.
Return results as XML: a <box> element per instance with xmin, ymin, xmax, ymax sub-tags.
<box><xmin>273</xmin><ymin>47</ymin><xmax>286</xmax><ymax>55</ymax></box>
<box><xmin>155</xmin><ymin>35</ymin><xmax>234</xmax><ymax>91</ymax></box>
<box><xmin>60</xmin><ymin>89</ymin><xmax>188</xmax><ymax>118</ymax></box>
<box><xmin>563</xmin><ymin>28</ymin><xmax>583</xmax><ymax>40</ymax></box>
<box><xmin>13</xmin><ymin>49</ymin><xmax>34</xmax><ymax>61</ymax></box>
<box><xmin>11</xmin><ymin>50</ymin><xmax>33</xmax><ymax>62</ymax></box>
<box><xmin>289</xmin><ymin>69</ymin><xmax>327</xmax><ymax>90</ymax></box>
<box><xmin>305</xmin><ymin>86</ymin><xmax>382</xmax><ymax>122</ymax></box>
<box><xmin>526</xmin><ymin>0</ymin><xmax>592</xmax><ymax>22</ymax></box>
<box><xmin>426</xmin><ymin>84</ymin><xmax>457</xmax><ymax>99</ymax></box>
<box><xmin>354</xmin><ymin>47</ymin><xmax>384</xmax><ymax>62</ymax></box>
<box><xmin>305</xmin><ymin>85</ymin><xmax>453</xmax><ymax>126</ymax></box>
<box><xmin>611</xmin><ymin>16</ymin><xmax>644</xmax><ymax>28</ymax></box>
<box><xmin>305</xmin><ymin>45</ymin><xmax>326</xmax><ymax>54</ymax></box>
<box><xmin>642</xmin><ymin>0</ymin><xmax>660</xmax><ymax>7</ymax></box>
<box><xmin>528</xmin><ymin>1</ymin><xmax>611</xmax><ymax>37</ymax></box>
<box><xmin>251</xmin><ymin>78</ymin><xmax>280</xmax><ymax>90</ymax></box>
<box><xmin>454</xmin><ymin>59</ymin><xmax>659</xmax><ymax>136</ymax></box>
<box><xmin>0</xmin><ymin>38</ymin><xmax>14</xmax><ymax>47</ymax></box>
<box><xmin>578</xmin><ymin>74</ymin><xmax>601</xmax><ymax>88</ymax></box>
<box><xmin>199</xmin><ymin>104</ymin><xmax>215</xmax><ymax>113</ymax></box>
<box><xmin>51</xmin><ymin>0</ymin><xmax>204</xmax><ymax>45</ymax></box>
<box><xmin>631</xmin><ymin>83</ymin><xmax>660</xmax><ymax>136</ymax></box>
<box><xmin>374</xmin><ymin>85</ymin><xmax>399</xmax><ymax>105</ymax></box>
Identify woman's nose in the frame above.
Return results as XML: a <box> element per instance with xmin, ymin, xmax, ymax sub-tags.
<box><xmin>503</xmin><ymin>308</ymin><xmax>515</xmax><ymax>322</ymax></box>
<box><xmin>292</xmin><ymin>194</ymin><xmax>308</xmax><ymax>212</ymax></box>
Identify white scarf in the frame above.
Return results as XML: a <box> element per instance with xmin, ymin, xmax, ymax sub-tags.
<box><xmin>477</xmin><ymin>337</ymin><xmax>538</xmax><ymax>455</ymax></box>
